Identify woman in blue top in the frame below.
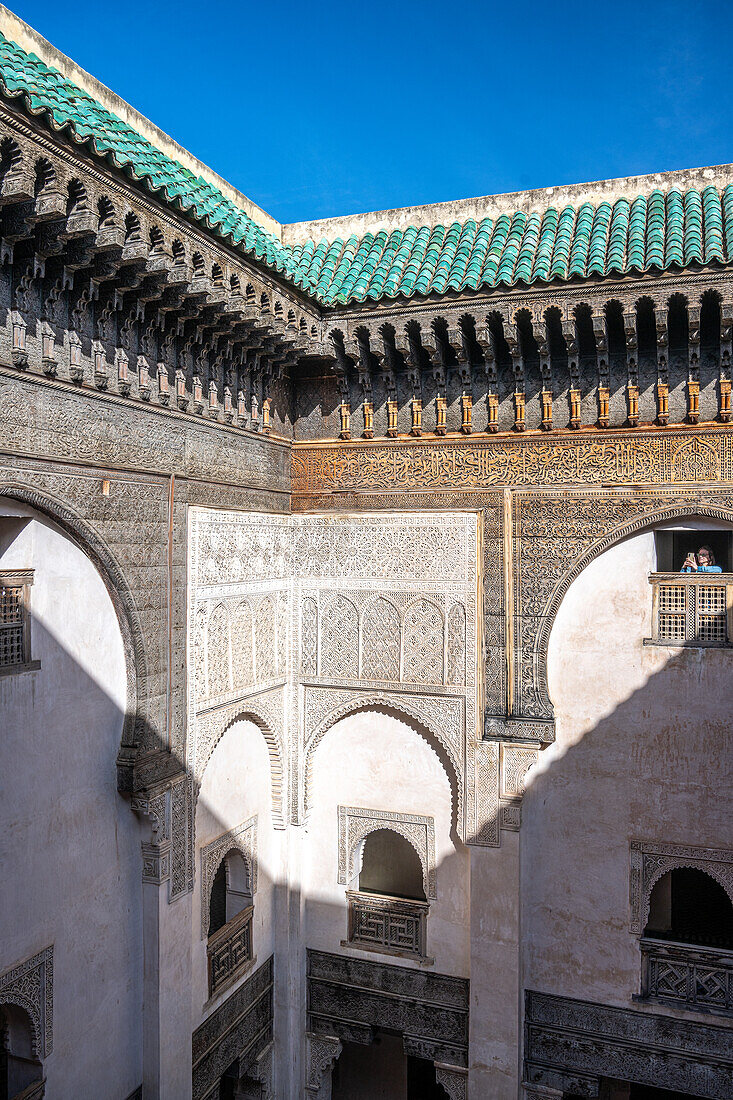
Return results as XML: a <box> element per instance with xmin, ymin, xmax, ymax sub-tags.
<box><xmin>680</xmin><ymin>545</ymin><xmax>723</xmax><ymax>572</ymax></box>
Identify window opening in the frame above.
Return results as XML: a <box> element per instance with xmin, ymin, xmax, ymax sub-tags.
<box><xmin>347</xmin><ymin>830</ymin><xmax>429</xmax><ymax>961</ymax></box>
<box><xmin>0</xmin><ymin>571</ymin><xmax>34</xmax><ymax>672</ymax></box>
<box><xmin>207</xmin><ymin>850</ymin><xmax>253</xmax><ymax>997</ymax></box>
<box><xmin>644</xmin><ymin>868</ymin><xmax>733</xmax><ymax>949</ymax></box>
<box><xmin>0</xmin><ymin>1003</ymin><xmax>43</xmax><ymax>1100</ymax></box>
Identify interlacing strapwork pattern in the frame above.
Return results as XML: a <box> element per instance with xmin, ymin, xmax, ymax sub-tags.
<box><xmin>348</xmin><ymin>893</ymin><xmax>426</xmax><ymax>958</ymax></box>
<box><xmin>320</xmin><ymin>595</ymin><xmax>359</xmax><ymax>679</ymax></box>
<box><xmin>256</xmin><ymin>596</ymin><xmax>277</xmax><ymax>682</ymax></box>
<box><xmin>403</xmin><ymin>599</ymin><xmax>444</xmax><ymax>684</ymax></box>
<box><xmin>207</xmin><ymin>604</ymin><xmax>230</xmax><ymax>697</ymax></box>
<box><xmin>301</xmin><ymin>598</ymin><xmax>318</xmax><ymax>676</ymax></box>
<box><xmin>447</xmin><ymin>603</ymin><xmax>466</xmax><ymax>685</ymax></box>
<box><xmin>641</xmin><ymin>940</ymin><xmax>733</xmax><ymax>1013</ymax></box>
<box><xmin>361</xmin><ymin>598</ymin><xmax>400</xmax><ymax>681</ymax></box>
<box><xmin>0</xmin><ymin>582</ymin><xmax>24</xmax><ymax>667</ymax></box>
<box><xmin>231</xmin><ymin>599</ymin><xmax>254</xmax><ymax>689</ymax></box>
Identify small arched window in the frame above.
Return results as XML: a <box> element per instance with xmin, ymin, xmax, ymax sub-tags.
<box><xmin>0</xmin><ymin>1003</ymin><xmax>43</xmax><ymax>1099</ymax></box>
<box><xmin>358</xmin><ymin>829</ymin><xmax>426</xmax><ymax>901</ymax></box>
<box><xmin>207</xmin><ymin>849</ymin><xmax>254</xmax><ymax>997</ymax></box>
<box><xmin>348</xmin><ymin>830</ymin><xmax>429</xmax><ymax>959</ymax></box>
<box><xmin>208</xmin><ymin>849</ymin><xmax>251</xmax><ymax>937</ymax></box>
<box><xmin>644</xmin><ymin>868</ymin><xmax>733</xmax><ymax>949</ymax></box>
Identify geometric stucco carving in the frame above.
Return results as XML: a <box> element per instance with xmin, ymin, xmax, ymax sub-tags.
<box><xmin>0</xmin><ymin>946</ymin><xmax>54</xmax><ymax>1058</ymax></box>
<box><xmin>435</xmin><ymin>1064</ymin><xmax>468</xmax><ymax>1100</ymax></box>
<box><xmin>189</xmin><ymin>506</ymin><xmax>485</xmax><ymax>845</ymax></box>
<box><xmin>338</xmin><ymin>806</ymin><xmax>437</xmax><ymax>899</ymax></box>
<box><xmin>305</xmin><ymin>1032</ymin><xmax>342</xmax><ymax>1095</ymax></box>
<box><xmin>629</xmin><ymin>839</ymin><xmax>733</xmax><ymax>935</ymax></box>
<box><xmin>200</xmin><ymin>816</ymin><xmax>258</xmax><ymax>937</ymax></box>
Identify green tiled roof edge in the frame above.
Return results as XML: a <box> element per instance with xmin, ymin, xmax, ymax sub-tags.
<box><xmin>1</xmin><ymin>29</ymin><xmax>731</xmax><ymax>310</ymax></box>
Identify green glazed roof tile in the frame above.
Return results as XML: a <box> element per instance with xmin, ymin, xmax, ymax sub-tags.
<box><xmin>0</xmin><ymin>29</ymin><xmax>730</xmax><ymax>308</ymax></box>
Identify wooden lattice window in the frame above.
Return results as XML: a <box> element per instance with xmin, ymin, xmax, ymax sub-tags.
<box><xmin>648</xmin><ymin>573</ymin><xmax>733</xmax><ymax>647</ymax></box>
<box><xmin>0</xmin><ymin>570</ymin><xmax>34</xmax><ymax>672</ymax></box>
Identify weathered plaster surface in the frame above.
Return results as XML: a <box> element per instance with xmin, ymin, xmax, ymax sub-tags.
<box><xmin>0</xmin><ymin>502</ymin><xmax>142</xmax><ymax>1097</ymax></box>
<box><xmin>522</xmin><ymin>529</ymin><xmax>733</xmax><ymax>1013</ymax></box>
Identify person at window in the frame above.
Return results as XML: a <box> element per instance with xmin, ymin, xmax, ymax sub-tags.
<box><xmin>680</xmin><ymin>545</ymin><xmax>722</xmax><ymax>573</ymax></box>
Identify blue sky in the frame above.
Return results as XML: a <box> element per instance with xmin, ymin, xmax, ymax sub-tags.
<box><xmin>12</xmin><ymin>0</ymin><xmax>732</xmax><ymax>224</ymax></box>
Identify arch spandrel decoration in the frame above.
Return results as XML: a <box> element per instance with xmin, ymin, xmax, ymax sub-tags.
<box><xmin>338</xmin><ymin>806</ymin><xmax>437</xmax><ymax>900</ymax></box>
<box><xmin>200</xmin><ymin>816</ymin><xmax>258</xmax><ymax>937</ymax></box>
<box><xmin>194</xmin><ymin>692</ymin><xmax>286</xmax><ymax>830</ymax></box>
<box><xmin>302</xmin><ymin>689</ymin><xmax>464</xmax><ymax>835</ymax></box>
<box><xmin>0</xmin><ymin>946</ymin><xmax>54</xmax><ymax>1059</ymax></box>
<box><xmin>516</xmin><ymin>493</ymin><xmax>733</xmax><ymax>723</ymax></box>
<box><xmin>629</xmin><ymin>839</ymin><xmax>733</xmax><ymax>935</ymax></box>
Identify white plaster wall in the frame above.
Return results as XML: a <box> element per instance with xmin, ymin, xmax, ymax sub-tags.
<box><xmin>521</xmin><ymin>526</ymin><xmax>733</xmax><ymax>1013</ymax></box>
<box><xmin>0</xmin><ymin>502</ymin><xmax>142</xmax><ymax>1095</ymax></box>
<box><xmin>304</xmin><ymin>710</ymin><xmax>470</xmax><ymax>977</ymax></box>
<box><xmin>193</xmin><ymin>717</ymin><xmax>281</xmax><ymax>1021</ymax></box>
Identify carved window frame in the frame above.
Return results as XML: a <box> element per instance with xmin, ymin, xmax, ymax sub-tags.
<box><xmin>630</xmin><ymin>840</ymin><xmax>733</xmax><ymax>1016</ymax></box>
<box><xmin>629</xmin><ymin>839</ymin><xmax>733</xmax><ymax>935</ymax></box>
<box><xmin>0</xmin><ymin>946</ymin><xmax>53</xmax><ymax>1059</ymax></box>
<box><xmin>0</xmin><ymin>569</ymin><xmax>39</xmax><ymax>676</ymax></box>
<box><xmin>200</xmin><ymin>815</ymin><xmax>258</xmax><ymax>939</ymax></box>
<box><xmin>337</xmin><ymin>805</ymin><xmax>437</xmax><ymax>900</ymax></box>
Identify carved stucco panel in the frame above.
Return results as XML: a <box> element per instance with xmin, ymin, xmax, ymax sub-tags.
<box><xmin>337</xmin><ymin>805</ymin><xmax>437</xmax><ymax>899</ymax></box>
<box><xmin>200</xmin><ymin>816</ymin><xmax>258</xmax><ymax>937</ymax></box>
<box><xmin>0</xmin><ymin>946</ymin><xmax>53</xmax><ymax>1058</ymax></box>
<box><xmin>629</xmin><ymin>839</ymin><xmax>733</xmax><ymax>934</ymax></box>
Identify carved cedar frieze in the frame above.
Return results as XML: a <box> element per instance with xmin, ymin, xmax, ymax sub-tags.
<box><xmin>292</xmin><ymin>427</ymin><xmax>733</xmax><ymax>495</ymax></box>
<box><xmin>524</xmin><ymin>989</ymin><xmax>733</xmax><ymax>1098</ymax></box>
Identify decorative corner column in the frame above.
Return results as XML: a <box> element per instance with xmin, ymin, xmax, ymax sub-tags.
<box><xmin>305</xmin><ymin>1033</ymin><xmax>342</xmax><ymax>1099</ymax></box>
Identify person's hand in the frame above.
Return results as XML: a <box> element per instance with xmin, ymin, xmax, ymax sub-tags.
<box><xmin>683</xmin><ymin>553</ymin><xmax>697</xmax><ymax>571</ymax></box>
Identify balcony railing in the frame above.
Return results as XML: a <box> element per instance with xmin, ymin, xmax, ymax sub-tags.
<box><xmin>207</xmin><ymin>904</ymin><xmax>253</xmax><ymax>997</ymax></box>
<box><xmin>346</xmin><ymin>890</ymin><xmax>429</xmax><ymax>961</ymax></box>
<box><xmin>647</xmin><ymin>572</ymin><xmax>733</xmax><ymax>646</ymax></box>
<box><xmin>640</xmin><ymin>937</ymin><xmax>733</xmax><ymax>1015</ymax></box>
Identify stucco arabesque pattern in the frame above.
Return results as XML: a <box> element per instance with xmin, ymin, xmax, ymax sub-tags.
<box><xmin>293</xmin><ymin>512</ymin><xmax>479</xmax><ymax>842</ymax></box>
<box><xmin>200</xmin><ymin>816</ymin><xmax>258</xmax><ymax>937</ymax></box>
<box><xmin>0</xmin><ymin>946</ymin><xmax>54</xmax><ymax>1059</ymax></box>
<box><xmin>292</xmin><ymin>449</ymin><xmax>733</xmax><ymax>844</ymax></box>
<box><xmin>516</xmin><ymin>486</ymin><xmax>733</xmax><ymax>721</ymax></box>
<box><xmin>188</xmin><ymin>508</ymin><xmax>291</xmax><ymax>832</ymax></box>
<box><xmin>188</xmin><ymin>508</ymin><xmax>486</xmax><ymax>843</ymax></box>
<box><xmin>338</xmin><ymin>806</ymin><xmax>437</xmax><ymax>900</ymax></box>
<box><xmin>629</xmin><ymin>839</ymin><xmax>733</xmax><ymax>935</ymax></box>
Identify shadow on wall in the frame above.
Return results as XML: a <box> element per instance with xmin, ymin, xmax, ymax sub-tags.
<box><xmin>3</xmin><ymin>501</ymin><xmax>733</xmax><ymax>1099</ymax></box>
